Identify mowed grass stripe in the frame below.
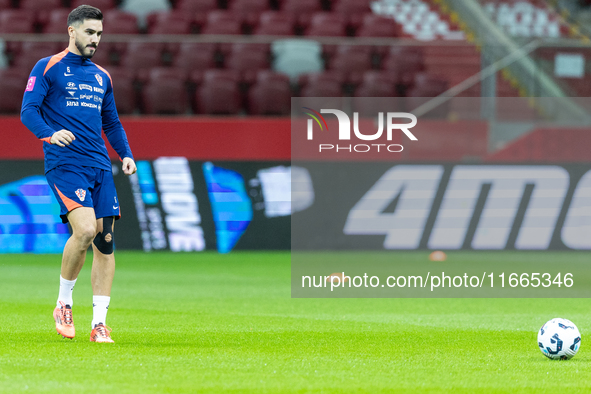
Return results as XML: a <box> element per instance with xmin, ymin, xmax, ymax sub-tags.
<box><xmin>0</xmin><ymin>252</ymin><xmax>589</xmax><ymax>393</ymax></box>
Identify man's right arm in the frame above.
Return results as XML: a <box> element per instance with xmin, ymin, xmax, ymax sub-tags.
<box><xmin>21</xmin><ymin>60</ymin><xmax>59</xmax><ymax>143</ymax></box>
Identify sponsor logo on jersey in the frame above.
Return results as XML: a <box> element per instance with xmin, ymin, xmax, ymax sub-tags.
<box><xmin>68</xmin><ymin>91</ymin><xmax>76</xmax><ymax>97</ymax></box>
<box><xmin>66</xmin><ymin>101</ymin><xmax>79</xmax><ymax>106</ymax></box>
<box><xmin>94</xmin><ymin>95</ymin><xmax>103</xmax><ymax>103</ymax></box>
<box><xmin>75</xmin><ymin>189</ymin><xmax>86</xmax><ymax>201</ymax></box>
<box><xmin>95</xmin><ymin>74</ymin><xmax>103</xmax><ymax>86</ymax></box>
<box><xmin>79</xmin><ymin>84</ymin><xmax>92</xmax><ymax>91</ymax></box>
<box><xmin>80</xmin><ymin>94</ymin><xmax>93</xmax><ymax>100</ymax></box>
<box><xmin>93</xmin><ymin>87</ymin><xmax>104</xmax><ymax>94</ymax></box>
<box><xmin>98</xmin><ymin>104</ymin><xmax>101</xmax><ymax>112</ymax></box>
<box><xmin>81</xmin><ymin>102</ymin><xmax>98</xmax><ymax>109</ymax></box>
<box><xmin>66</xmin><ymin>82</ymin><xmax>77</xmax><ymax>90</ymax></box>
<box><xmin>25</xmin><ymin>77</ymin><xmax>36</xmax><ymax>92</ymax></box>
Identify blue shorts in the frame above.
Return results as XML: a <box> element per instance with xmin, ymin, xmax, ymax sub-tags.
<box><xmin>46</xmin><ymin>164</ymin><xmax>121</xmax><ymax>223</ymax></box>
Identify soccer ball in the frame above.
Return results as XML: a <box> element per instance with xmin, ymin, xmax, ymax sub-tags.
<box><xmin>538</xmin><ymin>318</ymin><xmax>581</xmax><ymax>360</ymax></box>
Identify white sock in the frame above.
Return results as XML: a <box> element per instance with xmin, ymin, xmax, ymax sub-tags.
<box><xmin>57</xmin><ymin>276</ymin><xmax>77</xmax><ymax>307</ymax></box>
<box><xmin>92</xmin><ymin>296</ymin><xmax>110</xmax><ymax>328</ymax></box>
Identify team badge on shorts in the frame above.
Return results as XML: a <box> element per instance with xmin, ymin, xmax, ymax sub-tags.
<box><xmin>75</xmin><ymin>188</ymin><xmax>86</xmax><ymax>201</ymax></box>
<box><xmin>95</xmin><ymin>74</ymin><xmax>103</xmax><ymax>86</ymax></box>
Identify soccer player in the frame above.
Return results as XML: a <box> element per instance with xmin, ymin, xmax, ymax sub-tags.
<box><xmin>21</xmin><ymin>5</ymin><xmax>136</xmax><ymax>343</ymax></box>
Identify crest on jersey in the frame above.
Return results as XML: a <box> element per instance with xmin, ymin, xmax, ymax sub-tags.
<box><xmin>95</xmin><ymin>74</ymin><xmax>103</xmax><ymax>86</ymax></box>
<box><xmin>75</xmin><ymin>188</ymin><xmax>86</xmax><ymax>202</ymax></box>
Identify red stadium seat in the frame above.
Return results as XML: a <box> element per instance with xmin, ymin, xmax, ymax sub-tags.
<box><xmin>195</xmin><ymin>69</ymin><xmax>242</xmax><ymax>114</ymax></box>
<box><xmin>176</xmin><ymin>0</ymin><xmax>218</xmax><ymax>13</ymax></box>
<box><xmin>71</xmin><ymin>0</ymin><xmax>116</xmax><ymax>10</ymax></box>
<box><xmin>102</xmin><ymin>10</ymin><xmax>139</xmax><ymax>34</ymax></box>
<box><xmin>201</xmin><ymin>11</ymin><xmax>242</xmax><ymax>35</ymax></box>
<box><xmin>147</xmin><ymin>11</ymin><xmax>192</xmax><ymax>34</ymax></box>
<box><xmin>229</xmin><ymin>0</ymin><xmax>270</xmax><ymax>28</ymax></box>
<box><xmin>0</xmin><ymin>68</ymin><xmax>29</xmax><ymax>114</ymax></box>
<box><xmin>280</xmin><ymin>0</ymin><xmax>321</xmax><ymax>28</ymax></box>
<box><xmin>14</xmin><ymin>42</ymin><xmax>63</xmax><ymax>71</ymax></box>
<box><xmin>225</xmin><ymin>43</ymin><xmax>270</xmax><ymax>84</ymax></box>
<box><xmin>299</xmin><ymin>72</ymin><xmax>344</xmax><ymax>97</ymax></box>
<box><xmin>382</xmin><ymin>46</ymin><xmax>425</xmax><ymax>88</ymax></box>
<box><xmin>328</xmin><ymin>45</ymin><xmax>373</xmax><ymax>84</ymax></box>
<box><xmin>43</xmin><ymin>9</ymin><xmax>71</xmax><ymax>34</ymax></box>
<box><xmin>173</xmin><ymin>43</ymin><xmax>217</xmax><ymax>78</ymax></box>
<box><xmin>356</xmin><ymin>14</ymin><xmax>401</xmax><ymax>37</ymax></box>
<box><xmin>247</xmin><ymin>71</ymin><xmax>291</xmax><ymax>115</ymax></box>
<box><xmin>106</xmin><ymin>67</ymin><xmax>137</xmax><ymax>114</ymax></box>
<box><xmin>305</xmin><ymin>12</ymin><xmax>347</xmax><ymax>37</ymax></box>
<box><xmin>354</xmin><ymin>71</ymin><xmax>397</xmax><ymax>97</ymax></box>
<box><xmin>0</xmin><ymin>0</ymin><xmax>10</xmax><ymax>9</ymax></box>
<box><xmin>332</xmin><ymin>0</ymin><xmax>371</xmax><ymax>29</ymax></box>
<box><xmin>20</xmin><ymin>0</ymin><xmax>62</xmax><ymax>12</ymax></box>
<box><xmin>120</xmin><ymin>42</ymin><xmax>165</xmax><ymax>80</ymax></box>
<box><xmin>0</xmin><ymin>10</ymin><xmax>36</xmax><ymax>33</ymax></box>
<box><xmin>88</xmin><ymin>42</ymin><xmax>115</xmax><ymax>66</ymax></box>
<box><xmin>253</xmin><ymin>11</ymin><xmax>295</xmax><ymax>36</ymax></box>
<box><xmin>142</xmin><ymin>68</ymin><xmax>188</xmax><ymax>114</ymax></box>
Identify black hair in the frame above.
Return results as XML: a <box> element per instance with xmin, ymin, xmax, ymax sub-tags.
<box><xmin>67</xmin><ymin>5</ymin><xmax>103</xmax><ymax>27</ymax></box>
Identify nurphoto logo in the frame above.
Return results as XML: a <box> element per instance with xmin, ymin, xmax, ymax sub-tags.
<box><xmin>303</xmin><ymin>108</ymin><xmax>418</xmax><ymax>153</ymax></box>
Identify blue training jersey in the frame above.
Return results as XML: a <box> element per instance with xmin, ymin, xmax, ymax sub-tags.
<box><xmin>21</xmin><ymin>49</ymin><xmax>134</xmax><ymax>174</ymax></box>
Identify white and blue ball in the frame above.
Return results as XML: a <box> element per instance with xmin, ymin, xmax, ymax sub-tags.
<box><xmin>538</xmin><ymin>318</ymin><xmax>581</xmax><ymax>360</ymax></box>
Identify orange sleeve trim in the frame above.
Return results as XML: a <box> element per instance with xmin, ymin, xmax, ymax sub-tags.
<box><xmin>40</xmin><ymin>137</ymin><xmax>51</xmax><ymax>143</ymax></box>
<box><xmin>43</xmin><ymin>49</ymin><xmax>69</xmax><ymax>76</ymax></box>
<box><xmin>54</xmin><ymin>184</ymin><xmax>83</xmax><ymax>212</ymax></box>
<box><xmin>94</xmin><ymin>64</ymin><xmax>113</xmax><ymax>88</ymax></box>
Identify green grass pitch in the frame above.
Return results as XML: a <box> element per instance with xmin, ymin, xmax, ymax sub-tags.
<box><xmin>0</xmin><ymin>251</ymin><xmax>590</xmax><ymax>393</ymax></box>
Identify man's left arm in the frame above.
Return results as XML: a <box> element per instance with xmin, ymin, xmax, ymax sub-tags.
<box><xmin>101</xmin><ymin>80</ymin><xmax>136</xmax><ymax>175</ymax></box>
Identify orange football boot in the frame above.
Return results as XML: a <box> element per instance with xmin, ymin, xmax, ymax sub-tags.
<box><xmin>53</xmin><ymin>301</ymin><xmax>75</xmax><ymax>339</ymax></box>
<box><xmin>90</xmin><ymin>323</ymin><xmax>114</xmax><ymax>343</ymax></box>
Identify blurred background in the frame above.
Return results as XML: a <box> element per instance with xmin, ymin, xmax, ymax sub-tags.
<box><xmin>2</xmin><ymin>0</ymin><xmax>591</xmax><ymax>254</ymax></box>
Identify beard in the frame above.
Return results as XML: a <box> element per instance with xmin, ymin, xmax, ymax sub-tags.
<box><xmin>75</xmin><ymin>38</ymin><xmax>97</xmax><ymax>58</ymax></box>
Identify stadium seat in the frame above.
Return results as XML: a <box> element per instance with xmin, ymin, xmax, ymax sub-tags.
<box><xmin>195</xmin><ymin>69</ymin><xmax>242</xmax><ymax>114</ymax></box>
<box><xmin>299</xmin><ymin>71</ymin><xmax>344</xmax><ymax>97</ymax></box>
<box><xmin>328</xmin><ymin>45</ymin><xmax>373</xmax><ymax>84</ymax></box>
<box><xmin>104</xmin><ymin>67</ymin><xmax>137</xmax><ymax>114</ymax></box>
<box><xmin>272</xmin><ymin>39</ymin><xmax>323</xmax><ymax>81</ymax></box>
<box><xmin>14</xmin><ymin>42</ymin><xmax>63</xmax><ymax>71</ymax></box>
<box><xmin>0</xmin><ymin>68</ymin><xmax>29</xmax><ymax>113</ymax></box>
<box><xmin>201</xmin><ymin>11</ymin><xmax>242</xmax><ymax>35</ymax></box>
<box><xmin>382</xmin><ymin>46</ymin><xmax>425</xmax><ymax>88</ymax></box>
<box><xmin>280</xmin><ymin>0</ymin><xmax>321</xmax><ymax>28</ymax></box>
<box><xmin>70</xmin><ymin>0</ymin><xmax>116</xmax><ymax>11</ymax></box>
<box><xmin>247</xmin><ymin>70</ymin><xmax>291</xmax><ymax>115</ymax></box>
<box><xmin>407</xmin><ymin>73</ymin><xmax>450</xmax><ymax>118</ymax></box>
<box><xmin>172</xmin><ymin>43</ymin><xmax>217</xmax><ymax>77</ymax></box>
<box><xmin>229</xmin><ymin>0</ymin><xmax>270</xmax><ymax>29</ymax></box>
<box><xmin>356</xmin><ymin>14</ymin><xmax>401</xmax><ymax>37</ymax></box>
<box><xmin>353</xmin><ymin>71</ymin><xmax>398</xmax><ymax>116</ymax></box>
<box><xmin>0</xmin><ymin>10</ymin><xmax>36</xmax><ymax>33</ymax></box>
<box><xmin>147</xmin><ymin>11</ymin><xmax>192</xmax><ymax>34</ymax></box>
<box><xmin>355</xmin><ymin>70</ymin><xmax>397</xmax><ymax>96</ymax></box>
<box><xmin>43</xmin><ymin>9</ymin><xmax>71</xmax><ymax>34</ymax></box>
<box><xmin>225</xmin><ymin>44</ymin><xmax>270</xmax><ymax>84</ymax></box>
<box><xmin>305</xmin><ymin>12</ymin><xmax>347</xmax><ymax>37</ymax></box>
<box><xmin>102</xmin><ymin>10</ymin><xmax>139</xmax><ymax>34</ymax></box>
<box><xmin>332</xmin><ymin>0</ymin><xmax>371</xmax><ymax>29</ymax></box>
<box><xmin>88</xmin><ymin>42</ymin><xmax>115</xmax><ymax>67</ymax></box>
<box><xmin>176</xmin><ymin>0</ymin><xmax>218</xmax><ymax>13</ymax></box>
<box><xmin>0</xmin><ymin>0</ymin><xmax>9</xmax><ymax>9</ymax></box>
<box><xmin>20</xmin><ymin>0</ymin><xmax>62</xmax><ymax>12</ymax></box>
<box><xmin>120</xmin><ymin>42</ymin><xmax>165</xmax><ymax>80</ymax></box>
<box><xmin>120</xmin><ymin>0</ymin><xmax>171</xmax><ymax>29</ymax></box>
<box><xmin>253</xmin><ymin>11</ymin><xmax>296</xmax><ymax>36</ymax></box>
<box><xmin>142</xmin><ymin>68</ymin><xmax>188</xmax><ymax>114</ymax></box>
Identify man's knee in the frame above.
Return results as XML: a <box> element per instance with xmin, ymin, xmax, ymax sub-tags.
<box><xmin>75</xmin><ymin>224</ymin><xmax>97</xmax><ymax>246</ymax></box>
<box><xmin>93</xmin><ymin>217</ymin><xmax>114</xmax><ymax>255</ymax></box>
